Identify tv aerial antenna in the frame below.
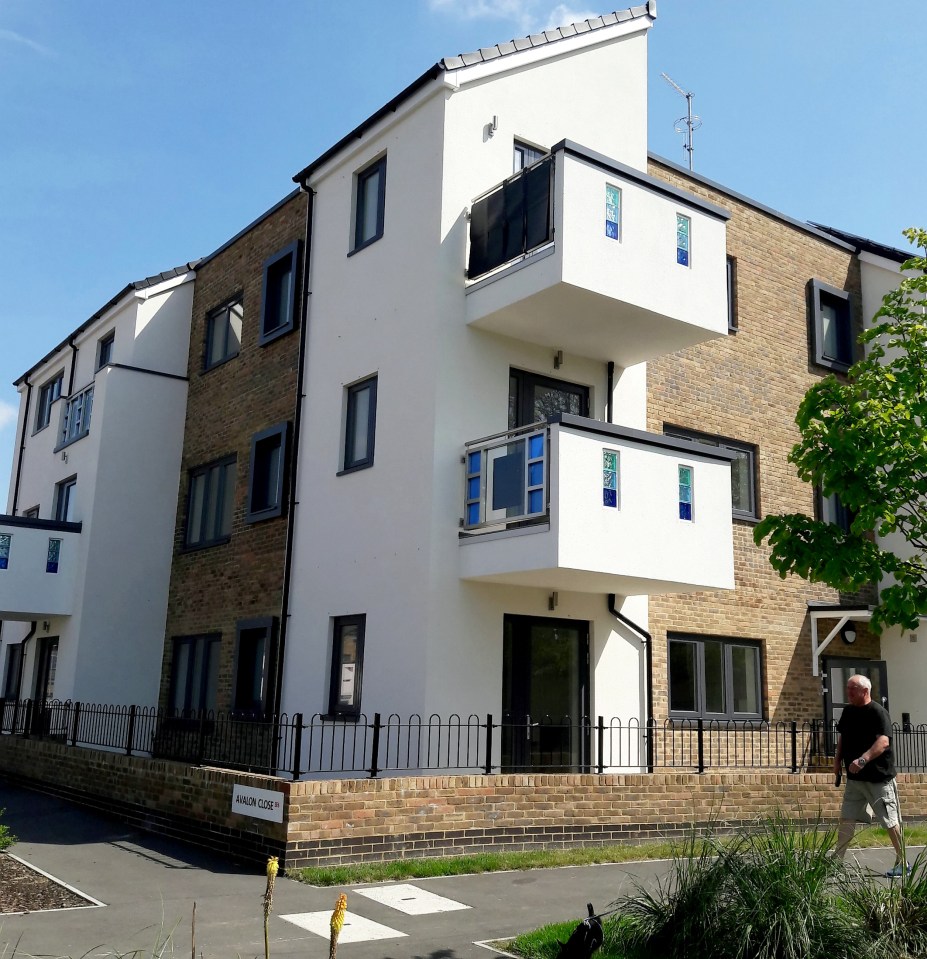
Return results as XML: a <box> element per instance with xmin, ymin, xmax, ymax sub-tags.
<box><xmin>661</xmin><ymin>72</ymin><xmax>701</xmax><ymax>171</ymax></box>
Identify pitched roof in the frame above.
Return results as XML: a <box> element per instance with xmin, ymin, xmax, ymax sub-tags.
<box><xmin>15</xmin><ymin>262</ymin><xmax>199</xmax><ymax>386</ymax></box>
<box><xmin>808</xmin><ymin>223</ymin><xmax>912</xmax><ymax>264</ymax></box>
<box><xmin>293</xmin><ymin>4</ymin><xmax>656</xmax><ymax>185</ymax></box>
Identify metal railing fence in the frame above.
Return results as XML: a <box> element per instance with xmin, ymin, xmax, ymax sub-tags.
<box><xmin>3</xmin><ymin>697</ymin><xmax>927</xmax><ymax>781</ymax></box>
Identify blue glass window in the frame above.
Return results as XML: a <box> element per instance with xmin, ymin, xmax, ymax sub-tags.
<box><xmin>46</xmin><ymin>538</ymin><xmax>61</xmax><ymax>574</ymax></box>
<box><xmin>678</xmin><ymin>465</ymin><xmax>693</xmax><ymax>521</ymax></box>
<box><xmin>528</xmin><ymin>434</ymin><xmax>544</xmax><ymax>459</ymax></box>
<box><xmin>528</xmin><ymin>489</ymin><xmax>543</xmax><ymax>513</ymax></box>
<box><xmin>0</xmin><ymin>534</ymin><xmax>10</xmax><ymax>570</ymax></box>
<box><xmin>603</xmin><ymin>449</ymin><xmax>619</xmax><ymax>509</ymax></box>
<box><xmin>676</xmin><ymin>213</ymin><xmax>690</xmax><ymax>267</ymax></box>
<box><xmin>605</xmin><ymin>184</ymin><xmax>621</xmax><ymax>240</ymax></box>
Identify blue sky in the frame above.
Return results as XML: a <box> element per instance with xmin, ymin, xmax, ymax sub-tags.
<box><xmin>1</xmin><ymin>0</ymin><xmax>923</xmax><ymax>494</ymax></box>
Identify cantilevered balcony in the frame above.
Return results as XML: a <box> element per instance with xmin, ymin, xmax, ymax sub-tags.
<box><xmin>0</xmin><ymin>515</ymin><xmax>82</xmax><ymax>619</ymax></box>
<box><xmin>459</xmin><ymin>413</ymin><xmax>735</xmax><ymax>596</ymax></box>
<box><xmin>465</xmin><ymin>140</ymin><xmax>731</xmax><ymax>366</ymax></box>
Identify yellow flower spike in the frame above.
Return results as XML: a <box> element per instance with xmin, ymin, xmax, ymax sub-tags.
<box><xmin>329</xmin><ymin>893</ymin><xmax>348</xmax><ymax>959</ymax></box>
<box><xmin>266</xmin><ymin>856</ymin><xmax>279</xmax><ymax>881</ymax></box>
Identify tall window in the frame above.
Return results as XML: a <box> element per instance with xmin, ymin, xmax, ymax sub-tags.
<box><xmin>676</xmin><ymin>213</ymin><xmax>691</xmax><ymax>266</ymax></box>
<box><xmin>513</xmin><ymin>140</ymin><xmax>547</xmax><ymax>171</ymax></box>
<box><xmin>185</xmin><ymin>457</ymin><xmax>236</xmax><ymax>548</ymax></box>
<box><xmin>168</xmin><ymin>635</ymin><xmax>219</xmax><ymax>713</ymax></box>
<box><xmin>260</xmin><ymin>243</ymin><xmax>298</xmax><ymax>344</ymax></box>
<box><xmin>809</xmin><ymin>279</ymin><xmax>853</xmax><ymax>372</ymax></box>
<box><xmin>247</xmin><ymin>423</ymin><xmax>288</xmax><ymax>522</ymax></box>
<box><xmin>96</xmin><ymin>331</ymin><xmax>115</xmax><ymax>370</ymax></box>
<box><xmin>678</xmin><ymin>465</ymin><xmax>694</xmax><ymax>521</ymax></box>
<box><xmin>817</xmin><ymin>488</ymin><xmax>853</xmax><ymax>533</ymax></box>
<box><xmin>353</xmin><ymin>156</ymin><xmax>386</xmax><ymax>251</ymax></box>
<box><xmin>3</xmin><ymin>642</ymin><xmax>23</xmax><ymax>700</ymax></box>
<box><xmin>205</xmin><ymin>297</ymin><xmax>243</xmax><ymax>369</ymax></box>
<box><xmin>59</xmin><ymin>385</ymin><xmax>94</xmax><ymax>447</ymax></box>
<box><xmin>0</xmin><ymin>533</ymin><xmax>10</xmax><ymax>570</ymax></box>
<box><xmin>668</xmin><ymin>634</ymin><xmax>762</xmax><ymax>720</ymax></box>
<box><xmin>664</xmin><ymin>427</ymin><xmax>758</xmax><ymax>520</ymax></box>
<box><xmin>34</xmin><ymin>636</ymin><xmax>58</xmax><ymax>702</ymax></box>
<box><xmin>54</xmin><ymin>477</ymin><xmax>77</xmax><ymax>522</ymax></box>
<box><xmin>328</xmin><ymin>615</ymin><xmax>365</xmax><ymax>718</ymax></box>
<box><xmin>35</xmin><ymin>372</ymin><xmax>63</xmax><ymax>431</ymax></box>
<box><xmin>726</xmin><ymin>255</ymin><xmax>738</xmax><ymax>332</ymax></box>
<box><xmin>342</xmin><ymin>376</ymin><xmax>378</xmax><ymax>472</ymax></box>
<box><xmin>233</xmin><ymin>618</ymin><xmax>277</xmax><ymax>717</ymax></box>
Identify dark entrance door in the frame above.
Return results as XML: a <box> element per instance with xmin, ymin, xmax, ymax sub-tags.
<box><xmin>34</xmin><ymin>636</ymin><xmax>59</xmax><ymax>702</ymax></box>
<box><xmin>502</xmin><ymin>615</ymin><xmax>590</xmax><ymax>771</ymax></box>
<box><xmin>822</xmin><ymin>657</ymin><xmax>889</xmax><ymax>753</ymax></box>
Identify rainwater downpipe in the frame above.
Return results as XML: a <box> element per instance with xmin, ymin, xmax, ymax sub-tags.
<box><xmin>607</xmin><ymin>594</ymin><xmax>654</xmax><ymax>772</ymax></box>
<box><xmin>605</xmin><ymin>361</ymin><xmax>615</xmax><ymax>424</ymax></box>
<box><xmin>16</xmin><ymin>621</ymin><xmax>38</xmax><ymax>701</ymax></box>
<box><xmin>10</xmin><ymin>380</ymin><xmax>32</xmax><ymax>515</ymax></box>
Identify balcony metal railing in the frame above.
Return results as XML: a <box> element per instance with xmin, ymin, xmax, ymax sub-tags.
<box><xmin>463</xmin><ymin>422</ymin><xmax>548</xmax><ymax>531</ymax></box>
<box><xmin>467</xmin><ymin>154</ymin><xmax>554</xmax><ymax>280</ymax></box>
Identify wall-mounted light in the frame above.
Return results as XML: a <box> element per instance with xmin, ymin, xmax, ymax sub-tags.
<box><xmin>842</xmin><ymin>624</ymin><xmax>857</xmax><ymax>645</ymax></box>
<box><xmin>42</xmin><ymin>621</ymin><xmax>50</xmax><ymax>632</ymax></box>
<box><xmin>548</xmin><ymin>591</ymin><xmax>559</xmax><ymax>611</ymax></box>
<box><xmin>487</xmin><ymin>115</ymin><xmax>498</xmax><ymax>138</ymax></box>
<box><xmin>554</xmin><ymin>349</ymin><xmax>564</xmax><ymax>370</ymax></box>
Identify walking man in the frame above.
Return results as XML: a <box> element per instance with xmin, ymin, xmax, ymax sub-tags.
<box><xmin>833</xmin><ymin>674</ymin><xmax>907</xmax><ymax>877</ymax></box>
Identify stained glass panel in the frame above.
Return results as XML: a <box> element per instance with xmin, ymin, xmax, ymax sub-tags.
<box><xmin>0</xmin><ymin>533</ymin><xmax>9</xmax><ymax>570</ymax></box>
<box><xmin>46</xmin><ymin>538</ymin><xmax>61</xmax><ymax>574</ymax></box>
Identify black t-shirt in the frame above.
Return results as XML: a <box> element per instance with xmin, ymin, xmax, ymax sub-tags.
<box><xmin>837</xmin><ymin>701</ymin><xmax>896</xmax><ymax>782</ymax></box>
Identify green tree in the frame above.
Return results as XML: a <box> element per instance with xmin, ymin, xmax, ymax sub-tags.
<box><xmin>754</xmin><ymin>227</ymin><xmax>927</xmax><ymax>633</ymax></box>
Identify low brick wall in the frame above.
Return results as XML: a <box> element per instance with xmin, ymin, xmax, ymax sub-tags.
<box><xmin>3</xmin><ymin>735</ymin><xmax>926</xmax><ymax>868</ymax></box>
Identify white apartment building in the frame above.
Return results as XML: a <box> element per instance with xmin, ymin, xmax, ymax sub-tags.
<box><xmin>0</xmin><ymin>266</ymin><xmax>195</xmax><ymax>708</ymax></box>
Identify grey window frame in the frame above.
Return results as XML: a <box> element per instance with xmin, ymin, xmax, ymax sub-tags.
<box><xmin>184</xmin><ymin>455</ymin><xmax>236</xmax><ymax>549</ymax></box>
<box><xmin>54</xmin><ymin>476</ymin><xmax>76</xmax><ymax>523</ymax></box>
<box><xmin>668</xmin><ymin>633</ymin><xmax>763</xmax><ymax>721</ymax></box>
<box><xmin>663</xmin><ymin>425</ymin><xmax>758</xmax><ymax>521</ymax></box>
<box><xmin>816</xmin><ymin>487</ymin><xmax>853</xmax><ymax>533</ymax></box>
<box><xmin>232</xmin><ymin>616</ymin><xmax>277</xmax><ymax>718</ymax></box>
<box><xmin>340</xmin><ymin>375</ymin><xmax>378</xmax><ymax>474</ymax></box>
<box><xmin>204</xmin><ymin>295</ymin><xmax>243</xmax><ymax>370</ymax></box>
<box><xmin>327</xmin><ymin>614</ymin><xmax>366</xmax><ymax>719</ymax></box>
<box><xmin>513</xmin><ymin>139</ymin><xmax>547</xmax><ymax>172</ymax></box>
<box><xmin>35</xmin><ymin>372</ymin><xmax>63</xmax><ymax>432</ymax></box>
<box><xmin>168</xmin><ymin>634</ymin><xmax>220</xmax><ymax>714</ymax></box>
<box><xmin>246</xmin><ymin>422</ymin><xmax>288</xmax><ymax>523</ymax></box>
<box><xmin>259</xmin><ymin>242</ymin><xmax>299</xmax><ymax>345</ymax></box>
<box><xmin>96</xmin><ymin>330</ymin><xmax>115</xmax><ymax>370</ymax></box>
<box><xmin>809</xmin><ymin>279</ymin><xmax>853</xmax><ymax>372</ymax></box>
<box><xmin>726</xmin><ymin>255</ymin><xmax>738</xmax><ymax>332</ymax></box>
<box><xmin>351</xmin><ymin>156</ymin><xmax>387</xmax><ymax>253</ymax></box>
<box><xmin>57</xmin><ymin>384</ymin><xmax>94</xmax><ymax>449</ymax></box>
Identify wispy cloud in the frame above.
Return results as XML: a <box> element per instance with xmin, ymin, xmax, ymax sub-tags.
<box><xmin>429</xmin><ymin>0</ymin><xmax>598</xmax><ymax>34</ymax></box>
<box><xmin>0</xmin><ymin>400</ymin><xmax>18</xmax><ymax>431</ymax></box>
<box><xmin>0</xmin><ymin>28</ymin><xmax>53</xmax><ymax>57</ymax></box>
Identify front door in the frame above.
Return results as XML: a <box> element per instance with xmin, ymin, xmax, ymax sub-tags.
<box><xmin>509</xmin><ymin>369</ymin><xmax>589</xmax><ymax>429</ymax></box>
<box><xmin>822</xmin><ymin>657</ymin><xmax>889</xmax><ymax>752</ymax></box>
<box><xmin>502</xmin><ymin>615</ymin><xmax>590</xmax><ymax>771</ymax></box>
<box><xmin>34</xmin><ymin>636</ymin><xmax>59</xmax><ymax>702</ymax></box>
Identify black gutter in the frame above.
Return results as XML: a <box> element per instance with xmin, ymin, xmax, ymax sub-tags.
<box><xmin>10</xmin><ymin>381</ymin><xmax>32</xmax><ymax>515</ymax></box>
<box><xmin>607</xmin><ymin>595</ymin><xmax>653</xmax><ymax>772</ymax></box>
<box><xmin>65</xmin><ymin>340</ymin><xmax>78</xmax><ymax>396</ymax></box>
<box><xmin>272</xmin><ymin>187</ymin><xmax>314</xmax><ymax>722</ymax></box>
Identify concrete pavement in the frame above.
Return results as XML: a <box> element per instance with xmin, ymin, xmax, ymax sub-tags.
<box><xmin>0</xmin><ymin>778</ymin><xmax>909</xmax><ymax>959</ymax></box>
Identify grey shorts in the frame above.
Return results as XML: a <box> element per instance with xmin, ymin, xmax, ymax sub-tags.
<box><xmin>841</xmin><ymin>777</ymin><xmax>900</xmax><ymax>828</ymax></box>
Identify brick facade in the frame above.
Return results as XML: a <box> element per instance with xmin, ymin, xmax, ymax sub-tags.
<box><xmin>646</xmin><ymin>158</ymin><xmax>878</xmax><ymax>724</ymax></box>
<box><xmin>160</xmin><ymin>191</ymin><xmax>308</xmax><ymax>712</ymax></box>
<box><xmin>3</xmin><ymin>737</ymin><xmax>926</xmax><ymax>868</ymax></box>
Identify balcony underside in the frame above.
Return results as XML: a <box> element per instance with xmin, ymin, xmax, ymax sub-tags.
<box><xmin>466</xmin><ymin>274</ymin><xmax>723</xmax><ymax>367</ymax></box>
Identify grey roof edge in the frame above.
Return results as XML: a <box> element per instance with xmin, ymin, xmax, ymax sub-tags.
<box><xmin>196</xmin><ymin>188</ymin><xmax>303</xmax><ymax>271</ymax></box>
<box><xmin>293</xmin><ymin>5</ymin><xmax>655</xmax><ymax>185</ymax></box>
<box><xmin>808</xmin><ymin>223</ymin><xmax>913</xmax><ymax>264</ymax></box>
<box><xmin>648</xmin><ymin>153</ymin><xmax>857</xmax><ymax>253</ymax></box>
<box><xmin>556</xmin><ymin>140</ymin><xmax>731</xmax><ymax>221</ymax></box>
<box><xmin>15</xmin><ymin>262</ymin><xmax>199</xmax><ymax>387</ymax></box>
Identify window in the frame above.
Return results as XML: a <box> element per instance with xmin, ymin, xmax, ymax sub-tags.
<box><xmin>513</xmin><ymin>140</ymin><xmax>546</xmax><ymax>171</ymax></box>
<box><xmin>54</xmin><ymin>477</ymin><xmax>76</xmax><ymax>522</ymax></box>
<box><xmin>352</xmin><ymin>156</ymin><xmax>386</xmax><ymax>251</ymax></box>
<box><xmin>341</xmin><ymin>376</ymin><xmax>377</xmax><ymax>473</ymax></box>
<box><xmin>603</xmin><ymin>450</ymin><xmax>620</xmax><ymax>508</ymax></box>
<box><xmin>35</xmin><ymin>372</ymin><xmax>63</xmax><ymax>432</ymax></box>
<box><xmin>678</xmin><ymin>465</ymin><xmax>694</xmax><ymax>521</ymax></box>
<box><xmin>727</xmin><ymin>256</ymin><xmax>738</xmax><ymax>332</ymax></box>
<box><xmin>665</xmin><ymin>427</ymin><xmax>758</xmax><ymax>520</ymax></box>
<box><xmin>605</xmin><ymin>184</ymin><xmax>622</xmax><ymax>241</ymax></box>
<box><xmin>247</xmin><ymin>423</ymin><xmax>288</xmax><ymax>522</ymax></box>
<box><xmin>3</xmin><ymin>642</ymin><xmax>23</xmax><ymax>700</ymax></box>
<box><xmin>817</xmin><ymin>488</ymin><xmax>852</xmax><ymax>533</ymax></box>
<box><xmin>233</xmin><ymin>618</ymin><xmax>277</xmax><ymax>717</ymax></box>
<box><xmin>34</xmin><ymin>636</ymin><xmax>58</xmax><ymax>702</ymax></box>
<box><xmin>676</xmin><ymin>213</ymin><xmax>691</xmax><ymax>266</ymax></box>
<box><xmin>168</xmin><ymin>635</ymin><xmax>219</xmax><ymax>713</ymax></box>
<box><xmin>46</xmin><ymin>538</ymin><xmax>61</xmax><ymax>574</ymax></box>
<box><xmin>328</xmin><ymin>615</ymin><xmax>365</xmax><ymax>718</ymax></box>
<box><xmin>59</xmin><ymin>385</ymin><xmax>94</xmax><ymax>447</ymax></box>
<box><xmin>809</xmin><ymin>279</ymin><xmax>853</xmax><ymax>371</ymax></box>
<box><xmin>259</xmin><ymin>243</ymin><xmax>299</xmax><ymax>345</ymax></box>
<box><xmin>668</xmin><ymin>634</ymin><xmax>762</xmax><ymax>720</ymax></box>
<box><xmin>204</xmin><ymin>297</ymin><xmax>243</xmax><ymax>369</ymax></box>
<box><xmin>508</xmin><ymin>369</ymin><xmax>589</xmax><ymax>429</ymax></box>
<box><xmin>96</xmin><ymin>331</ymin><xmax>115</xmax><ymax>370</ymax></box>
<box><xmin>0</xmin><ymin>534</ymin><xmax>10</xmax><ymax>570</ymax></box>
<box><xmin>24</xmin><ymin>506</ymin><xmax>39</xmax><ymax>519</ymax></box>
<box><xmin>185</xmin><ymin>457</ymin><xmax>235</xmax><ymax>548</ymax></box>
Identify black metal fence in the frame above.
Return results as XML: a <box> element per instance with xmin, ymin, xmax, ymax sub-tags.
<box><xmin>3</xmin><ymin>697</ymin><xmax>927</xmax><ymax>781</ymax></box>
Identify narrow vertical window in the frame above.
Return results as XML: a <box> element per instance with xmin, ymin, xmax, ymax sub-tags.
<box><xmin>233</xmin><ymin>618</ymin><xmax>277</xmax><ymax>718</ymax></box>
<box><xmin>55</xmin><ymin>477</ymin><xmax>76</xmax><ymax>523</ymax></box>
<box><xmin>35</xmin><ymin>373</ymin><xmax>63</xmax><ymax>432</ymax></box>
<box><xmin>605</xmin><ymin>185</ymin><xmax>621</xmax><ymax>240</ymax></box>
<box><xmin>353</xmin><ymin>156</ymin><xmax>387</xmax><ymax>251</ymax></box>
<box><xmin>97</xmin><ymin>331</ymin><xmax>115</xmax><ymax>370</ymax></box>
<box><xmin>342</xmin><ymin>376</ymin><xmax>378</xmax><ymax>472</ymax></box>
<box><xmin>0</xmin><ymin>534</ymin><xmax>10</xmax><ymax>570</ymax></box>
<box><xmin>603</xmin><ymin>449</ymin><xmax>619</xmax><ymax>508</ymax></box>
<box><xmin>676</xmin><ymin>213</ymin><xmax>691</xmax><ymax>266</ymax></box>
<box><xmin>259</xmin><ymin>243</ymin><xmax>299</xmax><ymax>344</ymax></box>
<box><xmin>247</xmin><ymin>423</ymin><xmax>288</xmax><ymax>522</ymax></box>
<box><xmin>678</xmin><ymin>465</ymin><xmax>694</xmax><ymax>521</ymax></box>
<box><xmin>328</xmin><ymin>615</ymin><xmax>366</xmax><ymax>718</ymax></box>
<box><xmin>46</xmin><ymin>538</ymin><xmax>61</xmax><ymax>574</ymax></box>
<box><xmin>726</xmin><ymin>256</ymin><xmax>738</xmax><ymax>332</ymax></box>
<box><xmin>205</xmin><ymin>298</ymin><xmax>243</xmax><ymax>369</ymax></box>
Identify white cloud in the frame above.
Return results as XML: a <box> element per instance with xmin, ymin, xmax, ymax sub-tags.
<box><xmin>0</xmin><ymin>400</ymin><xmax>18</xmax><ymax>431</ymax></box>
<box><xmin>429</xmin><ymin>1</ymin><xmax>600</xmax><ymax>35</ymax></box>
<box><xmin>0</xmin><ymin>29</ymin><xmax>53</xmax><ymax>57</ymax></box>
<box><xmin>541</xmin><ymin>5</ymin><xmax>599</xmax><ymax>30</ymax></box>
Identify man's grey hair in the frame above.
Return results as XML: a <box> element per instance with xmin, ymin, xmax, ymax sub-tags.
<box><xmin>850</xmin><ymin>674</ymin><xmax>872</xmax><ymax>691</ymax></box>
